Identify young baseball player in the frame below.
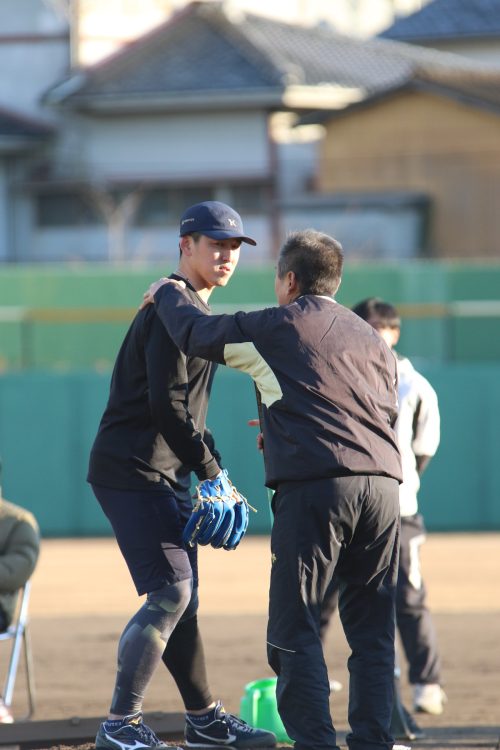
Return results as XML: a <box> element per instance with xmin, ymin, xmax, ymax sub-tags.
<box><xmin>143</xmin><ymin>230</ymin><xmax>407</xmax><ymax>750</ymax></box>
<box><xmin>88</xmin><ymin>202</ymin><xmax>276</xmax><ymax>750</ymax></box>
<box><xmin>350</xmin><ymin>298</ymin><xmax>445</xmax><ymax>717</ymax></box>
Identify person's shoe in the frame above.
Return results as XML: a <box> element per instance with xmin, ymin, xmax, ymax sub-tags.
<box><xmin>96</xmin><ymin>711</ymin><xmax>178</xmax><ymax>750</ymax></box>
<box><xmin>413</xmin><ymin>683</ymin><xmax>447</xmax><ymax>715</ymax></box>
<box><xmin>185</xmin><ymin>701</ymin><xmax>276</xmax><ymax>748</ymax></box>
<box><xmin>393</xmin><ymin>745</ymin><xmax>411</xmax><ymax>750</ymax></box>
<box><xmin>0</xmin><ymin>698</ymin><xmax>13</xmax><ymax>723</ymax></box>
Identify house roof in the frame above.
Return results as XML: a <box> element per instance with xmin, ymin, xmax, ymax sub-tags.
<box><xmin>0</xmin><ymin>107</ymin><xmax>53</xmax><ymax>153</ymax></box>
<box><xmin>380</xmin><ymin>0</ymin><xmax>500</xmax><ymax>42</ymax></box>
<box><xmin>298</xmin><ymin>68</ymin><xmax>500</xmax><ymax>126</ymax></box>
<box><xmin>44</xmin><ymin>0</ymin><xmax>498</xmax><ymax>114</ymax></box>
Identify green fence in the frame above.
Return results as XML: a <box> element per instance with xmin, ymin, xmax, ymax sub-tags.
<box><xmin>0</xmin><ymin>262</ymin><xmax>499</xmax><ymax>534</ymax></box>
<box><xmin>0</xmin><ymin>364</ymin><xmax>499</xmax><ymax>536</ymax></box>
<box><xmin>1</xmin><ymin>261</ymin><xmax>500</xmax><ymax>368</ymax></box>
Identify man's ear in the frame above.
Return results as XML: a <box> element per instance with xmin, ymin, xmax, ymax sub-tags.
<box><xmin>180</xmin><ymin>235</ymin><xmax>192</xmax><ymax>256</ymax></box>
<box><xmin>288</xmin><ymin>271</ymin><xmax>299</xmax><ymax>294</ymax></box>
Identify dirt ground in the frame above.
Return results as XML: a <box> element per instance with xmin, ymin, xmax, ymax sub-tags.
<box><xmin>2</xmin><ymin>533</ymin><xmax>499</xmax><ymax>749</ymax></box>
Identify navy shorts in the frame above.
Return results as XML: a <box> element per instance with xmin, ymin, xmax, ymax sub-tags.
<box><xmin>91</xmin><ymin>483</ymin><xmax>197</xmax><ymax>596</ymax></box>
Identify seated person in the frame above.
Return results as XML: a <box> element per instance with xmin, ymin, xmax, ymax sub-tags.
<box><xmin>0</xmin><ymin>479</ymin><xmax>40</xmax><ymax>722</ymax></box>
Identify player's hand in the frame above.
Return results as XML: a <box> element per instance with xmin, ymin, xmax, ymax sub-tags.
<box><xmin>185</xmin><ymin>469</ymin><xmax>254</xmax><ymax>551</ymax></box>
<box><xmin>139</xmin><ymin>277</ymin><xmax>186</xmax><ymax>309</ymax></box>
<box><xmin>248</xmin><ymin>418</ymin><xmax>264</xmax><ymax>453</ymax></box>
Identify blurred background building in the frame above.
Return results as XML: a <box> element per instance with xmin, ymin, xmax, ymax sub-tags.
<box><xmin>3</xmin><ymin>0</ymin><xmax>500</xmax><ymax>264</ymax></box>
<box><xmin>74</xmin><ymin>0</ymin><xmax>431</xmax><ymax>66</ymax></box>
<box><xmin>0</xmin><ymin>0</ymin><xmax>499</xmax><ymax>537</ymax></box>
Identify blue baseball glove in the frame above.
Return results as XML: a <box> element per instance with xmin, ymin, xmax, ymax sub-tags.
<box><xmin>183</xmin><ymin>469</ymin><xmax>255</xmax><ymax>551</ymax></box>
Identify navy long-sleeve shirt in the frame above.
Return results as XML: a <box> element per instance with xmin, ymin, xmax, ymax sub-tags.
<box><xmin>87</xmin><ymin>277</ymin><xmax>220</xmax><ymax>495</ymax></box>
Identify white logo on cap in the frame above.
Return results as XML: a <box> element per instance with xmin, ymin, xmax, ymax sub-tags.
<box><xmin>182</xmin><ymin>218</ymin><xmax>195</xmax><ymax>225</ymax></box>
<box><xmin>228</xmin><ymin>218</ymin><xmax>237</xmax><ymax>227</ymax></box>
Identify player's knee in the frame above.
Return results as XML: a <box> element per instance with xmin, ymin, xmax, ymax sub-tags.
<box><xmin>147</xmin><ymin>578</ymin><xmax>193</xmax><ymax>617</ymax></box>
<box><xmin>178</xmin><ymin>586</ymin><xmax>199</xmax><ymax>622</ymax></box>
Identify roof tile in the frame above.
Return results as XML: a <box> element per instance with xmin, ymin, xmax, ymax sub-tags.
<box><xmin>46</xmin><ymin>1</ymin><xmax>500</xmax><ymax>108</ymax></box>
<box><xmin>380</xmin><ymin>0</ymin><xmax>500</xmax><ymax>41</ymax></box>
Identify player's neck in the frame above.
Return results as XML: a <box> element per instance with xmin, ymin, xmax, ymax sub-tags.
<box><xmin>175</xmin><ymin>266</ymin><xmax>214</xmax><ymax>303</ymax></box>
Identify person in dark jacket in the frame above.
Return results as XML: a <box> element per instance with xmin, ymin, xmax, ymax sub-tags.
<box><xmin>88</xmin><ymin>202</ymin><xmax>275</xmax><ymax>750</ymax></box>
<box><xmin>143</xmin><ymin>229</ymin><xmax>404</xmax><ymax>750</ymax></box>
<box><xmin>0</xmin><ymin>475</ymin><xmax>40</xmax><ymax>723</ymax></box>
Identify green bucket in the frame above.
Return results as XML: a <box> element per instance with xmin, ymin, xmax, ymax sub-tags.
<box><xmin>239</xmin><ymin>677</ymin><xmax>292</xmax><ymax>744</ymax></box>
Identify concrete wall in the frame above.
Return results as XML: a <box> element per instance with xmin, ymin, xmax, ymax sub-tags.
<box><xmin>0</xmin><ymin>0</ymin><xmax>69</xmax><ymax>121</ymax></box>
<box><xmin>13</xmin><ymin>109</ymin><xmax>275</xmax><ymax>262</ymax></box>
<box><xmin>70</xmin><ymin>111</ymin><xmax>271</xmax><ymax>180</ymax></box>
<box><xmin>23</xmin><ymin>212</ymin><xmax>271</xmax><ymax>265</ymax></box>
<box><xmin>281</xmin><ymin>200</ymin><xmax>426</xmax><ymax>260</ymax></box>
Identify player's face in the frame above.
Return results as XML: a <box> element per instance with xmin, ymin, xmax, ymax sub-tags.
<box><xmin>184</xmin><ymin>235</ymin><xmax>241</xmax><ymax>289</ymax></box>
<box><xmin>368</xmin><ymin>319</ymin><xmax>400</xmax><ymax>349</ymax></box>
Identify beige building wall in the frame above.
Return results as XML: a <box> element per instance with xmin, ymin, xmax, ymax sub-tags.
<box><xmin>318</xmin><ymin>91</ymin><xmax>500</xmax><ymax>258</ymax></box>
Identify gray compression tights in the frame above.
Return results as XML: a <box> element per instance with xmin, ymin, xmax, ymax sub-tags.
<box><xmin>110</xmin><ymin>578</ymin><xmax>193</xmax><ymax>716</ymax></box>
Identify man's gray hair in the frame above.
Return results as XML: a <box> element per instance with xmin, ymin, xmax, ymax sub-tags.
<box><xmin>277</xmin><ymin>229</ymin><xmax>343</xmax><ymax>296</ymax></box>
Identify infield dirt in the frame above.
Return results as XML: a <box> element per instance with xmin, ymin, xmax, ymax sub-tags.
<box><xmin>1</xmin><ymin>533</ymin><xmax>499</xmax><ymax>750</ymax></box>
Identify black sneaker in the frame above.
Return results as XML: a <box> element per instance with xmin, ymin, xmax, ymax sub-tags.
<box><xmin>96</xmin><ymin>711</ymin><xmax>179</xmax><ymax>750</ymax></box>
<box><xmin>185</xmin><ymin>701</ymin><xmax>276</xmax><ymax>748</ymax></box>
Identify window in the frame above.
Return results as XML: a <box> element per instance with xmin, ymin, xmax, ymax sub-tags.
<box><xmin>36</xmin><ymin>193</ymin><xmax>104</xmax><ymax>227</ymax></box>
<box><xmin>35</xmin><ymin>184</ymin><xmax>268</xmax><ymax>228</ymax></box>
<box><xmin>134</xmin><ymin>187</ymin><xmax>215</xmax><ymax>226</ymax></box>
<box><xmin>227</xmin><ymin>185</ymin><xmax>268</xmax><ymax>213</ymax></box>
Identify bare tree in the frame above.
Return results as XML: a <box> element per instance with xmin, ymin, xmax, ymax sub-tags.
<box><xmin>83</xmin><ymin>185</ymin><xmax>144</xmax><ymax>264</ymax></box>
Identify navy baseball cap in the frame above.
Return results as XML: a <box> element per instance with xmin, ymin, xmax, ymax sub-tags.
<box><xmin>179</xmin><ymin>201</ymin><xmax>257</xmax><ymax>246</ymax></box>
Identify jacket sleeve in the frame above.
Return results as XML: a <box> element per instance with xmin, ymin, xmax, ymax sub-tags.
<box><xmin>203</xmin><ymin>427</ymin><xmax>223</xmax><ymax>468</ymax></box>
<box><xmin>412</xmin><ymin>374</ymin><xmax>440</xmax><ymax>459</ymax></box>
<box><xmin>144</xmin><ymin>313</ymin><xmax>220</xmax><ymax>480</ymax></box>
<box><xmin>0</xmin><ymin>519</ymin><xmax>40</xmax><ymax>592</ymax></box>
<box><xmin>154</xmin><ymin>285</ymin><xmax>284</xmax><ymax>411</ymax></box>
<box><xmin>154</xmin><ymin>284</ymin><xmax>258</xmax><ymax>362</ymax></box>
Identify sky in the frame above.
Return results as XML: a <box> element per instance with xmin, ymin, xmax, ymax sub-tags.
<box><xmin>70</xmin><ymin>0</ymin><xmax>430</xmax><ymax>65</ymax></box>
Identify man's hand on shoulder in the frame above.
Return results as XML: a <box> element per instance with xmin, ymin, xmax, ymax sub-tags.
<box><xmin>140</xmin><ymin>277</ymin><xmax>186</xmax><ymax>309</ymax></box>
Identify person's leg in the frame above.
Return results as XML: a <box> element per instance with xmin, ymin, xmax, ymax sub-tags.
<box><xmin>267</xmin><ymin>479</ymin><xmax>343</xmax><ymax>750</ymax></box>
<box><xmin>93</xmin><ymin>484</ymin><xmax>194</xmax><ymax>717</ymax></box>
<box><xmin>396</xmin><ymin>514</ymin><xmax>444</xmax><ymax>714</ymax></box>
<box><xmin>158</xmin><ymin>490</ymin><xmax>213</xmax><ymax>712</ymax></box>
<box><xmin>111</xmin><ymin>578</ymin><xmax>193</xmax><ymax>716</ymax></box>
<box><xmin>92</xmin><ymin>483</ymin><xmax>194</xmax><ymax>750</ymax></box>
<box><xmin>320</xmin><ymin>576</ymin><xmax>343</xmax><ymax>693</ymax></box>
<box><xmin>157</xmin><ymin>492</ymin><xmax>276</xmax><ymax>749</ymax></box>
<box><xmin>396</xmin><ymin>515</ymin><xmax>441</xmax><ymax>685</ymax></box>
<box><xmin>161</xmin><ymin>588</ymin><xmax>213</xmax><ymax>711</ymax></box>
<box><xmin>335</xmin><ymin>475</ymin><xmax>400</xmax><ymax>750</ymax></box>
<box><xmin>319</xmin><ymin>576</ymin><xmax>339</xmax><ymax>645</ymax></box>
